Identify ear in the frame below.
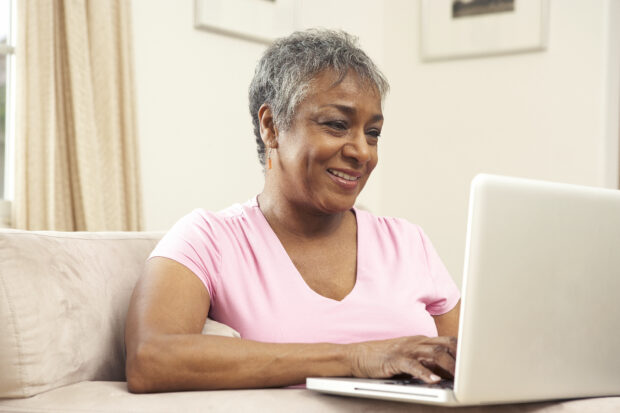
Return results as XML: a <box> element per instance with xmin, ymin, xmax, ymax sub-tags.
<box><xmin>258</xmin><ymin>103</ymin><xmax>279</xmax><ymax>149</ymax></box>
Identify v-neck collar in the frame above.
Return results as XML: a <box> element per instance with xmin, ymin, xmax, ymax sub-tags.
<box><xmin>250</xmin><ymin>196</ymin><xmax>363</xmax><ymax>304</ymax></box>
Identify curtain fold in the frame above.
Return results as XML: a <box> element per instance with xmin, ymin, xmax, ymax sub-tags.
<box><xmin>14</xmin><ymin>0</ymin><xmax>142</xmax><ymax>231</ymax></box>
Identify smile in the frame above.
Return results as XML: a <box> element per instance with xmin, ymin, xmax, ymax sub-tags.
<box><xmin>327</xmin><ymin>169</ymin><xmax>360</xmax><ymax>181</ymax></box>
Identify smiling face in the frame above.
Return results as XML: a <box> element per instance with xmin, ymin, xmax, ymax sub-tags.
<box><xmin>269</xmin><ymin>70</ymin><xmax>384</xmax><ymax>215</ymax></box>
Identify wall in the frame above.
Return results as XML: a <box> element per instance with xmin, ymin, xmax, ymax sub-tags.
<box><xmin>132</xmin><ymin>0</ymin><xmax>265</xmax><ymax>231</ymax></box>
<box><xmin>132</xmin><ymin>0</ymin><xmax>619</xmax><ymax>285</ymax></box>
<box><xmin>379</xmin><ymin>0</ymin><xmax>620</xmax><ymax>284</ymax></box>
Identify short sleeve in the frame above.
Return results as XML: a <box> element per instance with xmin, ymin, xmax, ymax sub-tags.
<box><xmin>416</xmin><ymin>227</ymin><xmax>461</xmax><ymax>315</ymax></box>
<box><xmin>149</xmin><ymin>210</ymin><xmax>221</xmax><ymax>302</ymax></box>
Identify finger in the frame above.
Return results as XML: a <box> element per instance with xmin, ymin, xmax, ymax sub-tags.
<box><xmin>431</xmin><ymin>343</ymin><xmax>456</xmax><ymax>377</ymax></box>
<box><xmin>446</xmin><ymin>336</ymin><xmax>458</xmax><ymax>358</ymax></box>
<box><xmin>423</xmin><ymin>359</ymin><xmax>455</xmax><ymax>379</ymax></box>
<box><xmin>419</xmin><ymin>336</ymin><xmax>457</xmax><ymax>362</ymax></box>
<box><xmin>412</xmin><ymin>341</ymin><xmax>456</xmax><ymax>378</ymax></box>
<box><xmin>402</xmin><ymin>360</ymin><xmax>442</xmax><ymax>384</ymax></box>
<box><xmin>430</xmin><ymin>336</ymin><xmax>458</xmax><ymax>358</ymax></box>
<box><xmin>421</xmin><ymin>355</ymin><xmax>455</xmax><ymax>380</ymax></box>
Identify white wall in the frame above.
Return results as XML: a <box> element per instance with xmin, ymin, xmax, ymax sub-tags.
<box><xmin>133</xmin><ymin>0</ymin><xmax>619</xmax><ymax>285</ymax></box>
<box><xmin>132</xmin><ymin>0</ymin><xmax>265</xmax><ymax>231</ymax></box>
<box><xmin>378</xmin><ymin>0</ymin><xmax>620</xmax><ymax>283</ymax></box>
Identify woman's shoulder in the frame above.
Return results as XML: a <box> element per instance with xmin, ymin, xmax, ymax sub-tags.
<box><xmin>157</xmin><ymin>199</ymin><xmax>260</xmax><ymax>249</ymax></box>
<box><xmin>355</xmin><ymin>207</ymin><xmax>422</xmax><ymax>237</ymax></box>
<box><xmin>181</xmin><ymin>198</ymin><xmax>259</xmax><ymax>227</ymax></box>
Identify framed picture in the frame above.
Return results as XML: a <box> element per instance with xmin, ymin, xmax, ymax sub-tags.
<box><xmin>420</xmin><ymin>0</ymin><xmax>550</xmax><ymax>61</ymax></box>
<box><xmin>194</xmin><ymin>0</ymin><xmax>297</xmax><ymax>44</ymax></box>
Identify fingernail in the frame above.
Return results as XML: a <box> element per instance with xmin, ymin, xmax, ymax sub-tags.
<box><xmin>430</xmin><ymin>374</ymin><xmax>441</xmax><ymax>382</ymax></box>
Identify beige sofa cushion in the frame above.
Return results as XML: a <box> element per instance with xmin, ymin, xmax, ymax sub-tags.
<box><xmin>1</xmin><ymin>381</ymin><xmax>620</xmax><ymax>413</ymax></box>
<box><xmin>0</xmin><ymin>229</ymin><xmax>239</xmax><ymax>399</ymax></box>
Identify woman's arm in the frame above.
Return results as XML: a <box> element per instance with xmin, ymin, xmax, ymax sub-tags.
<box><xmin>125</xmin><ymin>258</ymin><xmax>458</xmax><ymax>392</ymax></box>
<box><xmin>433</xmin><ymin>300</ymin><xmax>461</xmax><ymax>337</ymax></box>
<box><xmin>125</xmin><ymin>257</ymin><xmax>351</xmax><ymax>392</ymax></box>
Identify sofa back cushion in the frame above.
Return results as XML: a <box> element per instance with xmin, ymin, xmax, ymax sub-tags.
<box><xmin>0</xmin><ymin>230</ymin><xmax>163</xmax><ymax>398</ymax></box>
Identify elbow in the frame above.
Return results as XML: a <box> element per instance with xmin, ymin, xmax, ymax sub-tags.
<box><xmin>126</xmin><ymin>368</ymin><xmax>148</xmax><ymax>394</ymax></box>
<box><xmin>126</xmin><ymin>374</ymin><xmax>148</xmax><ymax>394</ymax></box>
<box><xmin>125</xmin><ymin>341</ymin><xmax>158</xmax><ymax>394</ymax></box>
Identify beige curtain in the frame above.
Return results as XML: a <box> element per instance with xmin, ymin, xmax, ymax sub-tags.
<box><xmin>13</xmin><ymin>0</ymin><xmax>142</xmax><ymax>231</ymax></box>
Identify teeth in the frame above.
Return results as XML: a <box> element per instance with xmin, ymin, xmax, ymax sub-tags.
<box><xmin>329</xmin><ymin>169</ymin><xmax>359</xmax><ymax>181</ymax></box>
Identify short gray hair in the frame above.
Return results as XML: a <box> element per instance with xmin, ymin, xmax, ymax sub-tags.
<box><xmin>248</xmin><ymin>29</ymin><xmax>390</xmax><ymax>167</ymax></box>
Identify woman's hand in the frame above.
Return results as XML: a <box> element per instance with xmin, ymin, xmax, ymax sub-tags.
<box><xmin>348</xmin><ymin>336</ymin><xmax>457</xmax><ymax>383</ymax></box>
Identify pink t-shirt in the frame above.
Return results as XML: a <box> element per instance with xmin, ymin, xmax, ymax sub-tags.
<box><xmin>149</xmin><ymin>198</ymin><xmax>460</xmax><ymax>343</ymax></box>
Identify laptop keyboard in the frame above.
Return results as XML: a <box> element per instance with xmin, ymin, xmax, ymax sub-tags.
<box><xmin>382</xmin><ymin>378</ymin><xmax>454</xmax><ymax>390</ymax></box>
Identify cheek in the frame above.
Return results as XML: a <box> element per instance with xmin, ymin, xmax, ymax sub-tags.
<box><xmin>368</xmin><ymin>148</ymin><xmax>379</xmax><ymax>171</ymax></box>
<box><xmin>278</xmin><ymin>135</ymin><xmax>309</xmax><ymax>165</ymax></box>
<box><xmin>306</xmin><ymin>141</ymin><xmax>336</xmax><ymax>164</ymax></box>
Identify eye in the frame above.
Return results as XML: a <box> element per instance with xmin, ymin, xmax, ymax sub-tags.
<box><xmin>366</xmin><ymin>129</ymin><xmax>381</xmax><ymax>139</ymax></box>
<box><xmin>324</xmin><ymin>120</ymin><xmax>348</xmax><ymax>130</ymax></box>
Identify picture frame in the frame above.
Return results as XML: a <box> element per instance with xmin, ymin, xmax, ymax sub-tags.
<box><xmin>420</xmin><ymin>0</ymin><xmax>550</xmax><ymax>61</ymax></box>
<box><xmin>194</xmin><ymin>0</ymin><xmax>297</xmax><ymax>44</ymax></box>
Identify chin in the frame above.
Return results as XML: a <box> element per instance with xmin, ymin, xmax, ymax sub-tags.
<box><xmin>317</xmin><ymin>193</ymin><xmax>359</xmax><ymax>214</ymax></box>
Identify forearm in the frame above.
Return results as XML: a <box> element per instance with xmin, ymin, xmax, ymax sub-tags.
<box><xmin>126</xmin><ymin>334</ymin><xmax>352</xmax><ymax>392</ymax></box>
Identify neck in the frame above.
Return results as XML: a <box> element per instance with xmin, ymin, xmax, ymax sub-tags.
<box><xmin>258</xmin><ymin>185</ymin><xmax>350</xmax><ymax>240</ymax></box>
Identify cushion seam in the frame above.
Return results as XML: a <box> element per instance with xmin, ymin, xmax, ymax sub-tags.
<box><xmin>0</xmin><ymin>233</ymin><xmax>162</xmax><ymax>241</ymax></box>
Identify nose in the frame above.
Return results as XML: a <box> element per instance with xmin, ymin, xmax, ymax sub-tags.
<box><xmin>342</xmin><ymin>130</ymin><xmax>372</xmax><ymax>165</ymax></box>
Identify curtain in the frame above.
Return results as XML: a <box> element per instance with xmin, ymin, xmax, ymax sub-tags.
<box><xmin>13</xmin><ymin>0</ymin><xmax>142</xmax><ymax>231</ymax></box>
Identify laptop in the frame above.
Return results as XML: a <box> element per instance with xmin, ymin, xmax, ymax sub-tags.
<box><xmin>307</xmin><ymin>174</ymin><xmax>620</xmax><ymax>406</ymax></box>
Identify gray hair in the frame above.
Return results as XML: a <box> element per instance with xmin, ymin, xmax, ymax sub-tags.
<box><xmin>248</xmin><ymin>29</ymin><xmax>390</xmax><ymax>167</ymax></box>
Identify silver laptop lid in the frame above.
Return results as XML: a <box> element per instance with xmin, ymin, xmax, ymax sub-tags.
<box><xmin>455</xmin><ymin>174</ymin><xmax>620</xmax><ymax>405</ymax></box>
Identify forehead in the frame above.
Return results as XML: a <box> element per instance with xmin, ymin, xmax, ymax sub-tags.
<box><xmin>303</xmin><ymin>69</ymin><xmax>382</xmax><ymax>107</ymax></box>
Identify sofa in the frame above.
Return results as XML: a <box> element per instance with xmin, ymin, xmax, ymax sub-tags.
<box><xmin>1</xmin><ymin>229</ymin><xmax>619</xmax><ymax>412</ymax></box>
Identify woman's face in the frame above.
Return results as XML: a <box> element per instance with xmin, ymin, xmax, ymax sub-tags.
<box><xmin>274</xmin><ymin>70</ymin><xmax>383</xmax><ymax>214</ymax></box>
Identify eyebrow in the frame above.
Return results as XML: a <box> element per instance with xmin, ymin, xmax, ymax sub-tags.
<box><xmin>320</xmin><ymin>104</ymin><xmax>384</xmax><ymax>123</ymax></box>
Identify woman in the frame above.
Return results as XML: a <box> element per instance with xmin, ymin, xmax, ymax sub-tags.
<box><xmin>125</xmin><ymin>29</ymin><xmax>460</xmax><ymax>393</ymax></box>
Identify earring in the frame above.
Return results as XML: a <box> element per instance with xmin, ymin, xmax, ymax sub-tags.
<box><xmin>267</xmin><ymin>147</ymin><xmax>272</xmax><ymax>170</ymax></box>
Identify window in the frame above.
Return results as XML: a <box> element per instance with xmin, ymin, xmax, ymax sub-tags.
<box><xmin>0</xmin><ymin>0</ymin><xmax>15</xmax><ymax>226</ymax></box>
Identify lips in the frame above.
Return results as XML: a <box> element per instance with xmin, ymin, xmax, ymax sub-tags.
<box><xmin>327</xmin><ymin>168</ymin><xmax>361</xmax><ymax>181</ymax></box>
